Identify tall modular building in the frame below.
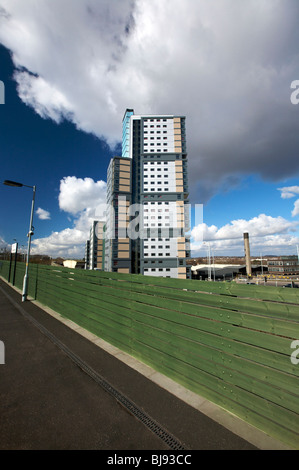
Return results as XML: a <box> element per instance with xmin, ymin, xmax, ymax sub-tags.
<box><xmin>88</xmin><ymin>109</ymin><xmax>191</xmax><ymax>278</ymax></box>
<box><xmin>116</xmin><ymin>109</ymin><xmax>191</xmax><ymax>278</ymax></box>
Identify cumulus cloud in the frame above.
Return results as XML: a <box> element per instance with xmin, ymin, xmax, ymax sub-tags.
<box><xmin>0</xmin><ymin>235</ymin><xmax>8</xmax><ymax>249</ymax></box>
<box><xmin>278</xmin><ymin>186</ymin><xmax>299</xmax><ymax>199</ymax></box>
<box><xmin>191</xmin><ymin>213</ymin><xmax>299</xmax><ymax>255</ymax></box>
<box><xmin>32</xmin><ymin>176</ymin><xmax>107</xmax><ymax>257</ymax></box>
<box><xmin>278</xmin><ymin>186</ymin><xmax>299</xmax><ymax>217</ymax></box>
<box><xmin>58</xmin><ymin>176</ymin><xmax>107</xmax><ymax>215</ymax></box>
<box><xmin>36</xmin><ymin>207</ymin><xmax>51</xmax><ymax>220</ymax></box>
<box><xmin>191</xmin><ymin>233</ymin><xmax>299</xmax><ymax>257</ymax></box>
<box><xmin>191</xmin><ymin>214</ymin><xmax>298</xmax><ymax>242</ymax></box>
<box><xmin>292</xmin><ymin>200</ymin><xmax>299</xmax><ymax>217</ymax></box>
<box><xmin>0</xmin><ymin>0</ymin><xmax>299</xmax><ymax>199</ymax></box>
<box><xmin>31</xmin><ymin>227</ymin><xmax>89</xmax><ymax>258</ymax></box>
<box><xmin>15</xmin><ymin>72</ymin><xmax>73</xmax><ymax>124</ymax></box>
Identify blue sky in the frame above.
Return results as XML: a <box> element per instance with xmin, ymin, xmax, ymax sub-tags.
<box><xmin>0</xmin><ymin>0</ymin><xmax>299</xmax><ymax>259</ymax></box>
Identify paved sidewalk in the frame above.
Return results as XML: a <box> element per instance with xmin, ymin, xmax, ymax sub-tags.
<box><xmin>0</xmin><ymin>278</ymin><xmax>287</xmax><ymax>450</ymax></box>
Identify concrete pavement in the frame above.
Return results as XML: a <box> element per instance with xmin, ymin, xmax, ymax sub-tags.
<box><xmin>0</xmin><ymin>278</ymin><xmax>289</xmax><ymax>450</ymax></box>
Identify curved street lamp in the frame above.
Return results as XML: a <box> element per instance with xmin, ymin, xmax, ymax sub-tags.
<box><xmin>3</xmin><ymin>180</ymin><xmax>36</xmax><ymax>302</ymax></box>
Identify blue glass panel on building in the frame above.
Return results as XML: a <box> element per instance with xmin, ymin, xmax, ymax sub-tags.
<box><xmin>122</xmin><ymin>109</ymin><xmax>134</xmax><ymax>159</ymax></box>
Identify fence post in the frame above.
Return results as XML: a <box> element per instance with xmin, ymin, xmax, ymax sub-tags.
<box><xmin>34</xmin><ymin>263</ymin><xmax>38</xmax><ymax>300</ymax></box>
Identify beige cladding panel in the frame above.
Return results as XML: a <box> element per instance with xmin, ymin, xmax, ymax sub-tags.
<box><xmin>119</xmin><ymin>175</ymin><xmax>130</xmax><ymax>182</ymax></box>
<box><xmin>119</xmin><ymin>180</ymin><xmax>131</xmax><ymax>188</ymax></box>
<box><xmin>118</xmin><ymin>237</ymin><xmax>130</xmax><ymax>243</ymax></box>
<box><xmin>118</xmin><ymin>243</ymin><xmax>130</xmax><ymax>250</ymax></box>
<box><xmin>118</xmin><ymin>251</ymin><xmax>130</xmax><ymax>259</ymax></box>
<box><xmin>119</xmin><ymin>158</ymin><xmax>131</xmax><ymax>165</ymax></box>
<box><xmin>119</xmin><ymin>171</ymin><xmax>131</xmax><ymax>178</ymax></box>
<box><xmin>176</xmin><ymin>209</ymin><xmax>184</xmax><ymax>217</ymax></box>
<box><xmin>178</xmin><ymin>267</ymin><xmax>186</xmax><ymax>274</ymax></box>
<box><xmin>177</xmin><ymin>251</ymin><xmax>186</xmax><ymax>257</ymax></box>
<box><xmin>120</xmin><ymin>165</ymin><xmax>131</xmax><ymax>173</ymax></box>
<box><xmin>118</xmin><ymin>215</ymin><xmax>129</xmax><ymax>223</ymax></box>
<box><xmin>119</xmin><ymin>185</ymin><xmax>130</xmax><ymax>192</ymax></box>
<box><xmin>118</xmin><ymin>200</ymin><xmax>130</xmax><ymax>207</ymax></box>
<box><xmin>118</xmin><ymin>268</ymin><xmax>130</xmax><ymax>273</ymax></box>
<box><xmin>177</xmin><ymin>240</ymin><xmax>186</xmax><ymax>250</ymax></box>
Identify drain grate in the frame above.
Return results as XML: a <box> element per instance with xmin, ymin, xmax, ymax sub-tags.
<box><xmin>2</xmin><ymin>288</ymin><xmax>186</xmax><ymax>451</ymax></box>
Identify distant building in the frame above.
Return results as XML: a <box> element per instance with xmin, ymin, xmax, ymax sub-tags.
<box><xmin>191</xmin><ymin>263</ymin><xmax>267</xmax><ymax>280</ymax></box>
<box><xmin>85</xmin><ymin>220</ymin><xmax>106</xmax><ymax>270</ymax></box>
<box><xmin>63</xmin><ymin>260</ymin><xmax>85</xmax><ymax>269</ymax></box>
<box><xmin>267</xmin><ymin>256</ymin><xmax>299</xmax><ymax>275</ymax></box>
<box><xmin>191</xmin><ymin>264</ymin><xmax>245</xmax><ymax>280</ymax></box>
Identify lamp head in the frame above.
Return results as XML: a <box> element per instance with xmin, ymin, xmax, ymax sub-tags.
<box><xmin>3</xmin><ymin>180</ymin><xmax>23</xmax><ymax>187</ymax></box>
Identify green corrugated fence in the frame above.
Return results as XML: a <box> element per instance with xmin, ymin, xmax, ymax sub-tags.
<box><xmin>1</xmin><ymin>260</ymin><xmax>299</xmax><ymax>448</ymax></box>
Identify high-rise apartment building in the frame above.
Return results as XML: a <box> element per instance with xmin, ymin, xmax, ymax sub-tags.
<box><xmin>86</xmin><ymin>109</ymin><xmax>190</xmax><ymax>278</ymax></box>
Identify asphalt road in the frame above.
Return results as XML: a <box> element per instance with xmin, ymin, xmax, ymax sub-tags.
<box><xmin>0</xmin><ymin>279</ymin><xmax>257</xmax><ymax>451</ymax></box>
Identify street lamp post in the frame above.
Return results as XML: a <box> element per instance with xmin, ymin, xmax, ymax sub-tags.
<box><xmin>3</xmin><ymin>180</ymin><xmax>36</xmax><ymax>302</ymax></box>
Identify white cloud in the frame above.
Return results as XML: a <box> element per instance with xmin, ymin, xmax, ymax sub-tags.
<box><xmin>292</xmin><ymin>199</ymin><xmax>299</xmax><ymax>217</ymax></box>
<box><xmin>1</xmin><ymin>0</ymin><xmax>299</xmax><ymax>197</ymax></box>
<box><xmin>31</xmin><ymin>227</ymin><xmax>87</xmax><ymax>258</ymax></box>
<box><xmin>36</xmin><ymin>207</ymin><xmax>51</xmax><ymax>220</ymax></box>
<box><xmin>191</xmin><ymin>214</ymin><xmax>297</xmax><ymax>242</ymax></box>
<box><xmin>278</xmin><ymin>186</ymin><xmax>299</xmax><ymax>218</ymax></box>
<box><xmin>191</xmin><ymin>214</ymin><xmax>299</xmax><ymax>256</ymax></box>
<box><xmin>191</xmin><ymin>233</ymin><xmax>299</xmax><ymax>257</ymax></box>
<box><xmin>0</xmin><ymin>235</ymin><xmax>8</xmax><ymax>249</ymax></box>
<box><xmin>278</xmin><ymin>186</ymin><xmax>299</xmax><ymax>199</ymax></box>
<box><xmin>32</xmin><ymin>176</ymin><xmax>107</xmax><ymax>257</ymax></box>
<box><xmin>58</xmin><ymin>176</ymin><xmax>106</xmax><ymax>215</ymax></box>
<box><xmin>15</xmin><ymin>72</ymin><xmax>73</xmax><ymax>124</ymax></box>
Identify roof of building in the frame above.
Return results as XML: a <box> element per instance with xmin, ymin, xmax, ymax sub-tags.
<box><xmin>191</xmin><ymin>264</ymin><xmax>245</xmax><ymax>271</ymax></box>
